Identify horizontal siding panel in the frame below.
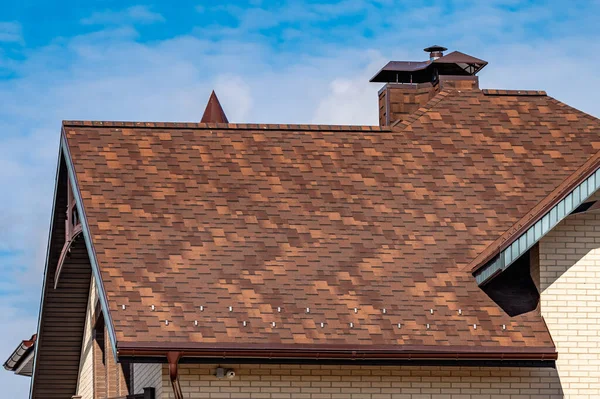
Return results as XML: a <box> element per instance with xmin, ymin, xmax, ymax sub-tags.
<box><xmin>32</xmin><ymin>162</ymin><xmax>93</xmax><ymax>399</ymax></box>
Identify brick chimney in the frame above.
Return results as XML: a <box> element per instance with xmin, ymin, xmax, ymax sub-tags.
<box><xmin>370</xmin><ymin>46</ymin><xmax>488</xmax><ymax>126</ymax></box>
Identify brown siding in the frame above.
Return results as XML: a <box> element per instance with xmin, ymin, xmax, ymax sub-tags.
<box><xmin>32</xmin><ymin>158</ymin><xmax>93</xmax><ymax>398</ymax></box>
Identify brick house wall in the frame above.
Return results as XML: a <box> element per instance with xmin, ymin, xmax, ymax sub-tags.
<box><xmin>75</xmin><ymin>278</ymin><xmax>97</xmax><ymax>399</ymax></box>
<box><xmin>75</xmin><ymin>276</ymin><xmax>130</xmax><ymax>399</ymax></box>
<box><xmin>159</xmin><ymin>364</ymin><xmax>562</xmax><ymax>399</ymax></box>
<box><xmin>538</xmin><ymin>191</ymin><xmax>600</xmax><ymax>398</ymax></box>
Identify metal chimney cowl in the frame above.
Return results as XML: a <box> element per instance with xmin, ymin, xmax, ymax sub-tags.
<box><xmin>424</xmin><ymin>45</ymin><xmax>447</xmax><ymax>60</ymax></box>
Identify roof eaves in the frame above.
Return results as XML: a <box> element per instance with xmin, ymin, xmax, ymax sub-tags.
<box><xmin>117</xmin><ymin>341</ymin><xmax>557</xmax><ymax>362</ymax></box>
<box><xmin>3</xmin><ymin>335</ymin><xmax>35</xmax><ymax>372</ymax></box>
<box><xmin>13</xmin><ymin>350</ymin><xmax>34</xmax><ymax>376</ymax></box>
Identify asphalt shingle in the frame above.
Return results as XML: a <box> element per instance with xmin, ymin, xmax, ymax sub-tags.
<box><xmin>63</xmin><ymin>88</ymin><xmax>600</xmax><ymax>354</ymax></box>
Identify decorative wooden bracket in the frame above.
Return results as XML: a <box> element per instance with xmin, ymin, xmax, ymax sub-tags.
<box><xmin>167</xmin><ymin>351</ymin><xmax>183</xmax><ymax>399</ymax></box>
<box><xmin>54</xmin><ymin>224</ymin><xmax>83</xmax><ymax>289</ymax></box>
<box><xmin>55</xmin><ymin>176</ymin><xmax>83</xmax><ymax>289</ymax></box>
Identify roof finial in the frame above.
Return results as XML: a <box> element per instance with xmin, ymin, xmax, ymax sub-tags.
<box><xmin>201</xmin><ymin>90</ymin><xmax>229</xmax><ymax>123</ymax></box>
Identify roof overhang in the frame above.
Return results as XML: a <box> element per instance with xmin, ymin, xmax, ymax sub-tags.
<box><xmin>370</xmin><ymin>51</ymin><xmax>487</xmax><ymax>83</ymax></box>
<box><xmin>3</xmin><ymin>335</ymin><xmax>36</xmax><ymax>376</ymax></box>
<box><xmin>472</xmin><ymin>151</ymin><xmax>600</xmax><ymax>285</ymax></box>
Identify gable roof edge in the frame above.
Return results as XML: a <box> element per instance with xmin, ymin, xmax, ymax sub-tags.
<box><xmin>60</xmin><ymin>127</ymin><xmax>119</xmax><ymax>360</ymax></box>
<box><xmin>29</xmin><ymin>141</ymin><xmax>63</xmax><ymax>397</ymax></box>
<box><xmin>469</xmin><ymin>148</ymin><xmax>600</xmax><ymax>281</ymax></box>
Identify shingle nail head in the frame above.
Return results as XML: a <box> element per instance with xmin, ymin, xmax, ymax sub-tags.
<box><xmin>502</xmin><ymin>324</ymin><xmax>506</xmax><ymax>330</ymax></box>
<box><xmin>458</xmin><ymin>309</ymin><xmax>462</xmax><ymax>315</ymax></box>
<box><xmin>320</xmin><ymin>322</ymin><xmax>325</xmax><ymax>328</ymax></box>
<box><xmin>151</xmin><ymin>305</ymin><xmax>155</xmax><ymax>311</ymax></box>
<box><xmin>430</xmin><ymin>309</ymin><xmax>433</xmax><ymax>314</ymax></box>
<box><xmin>306</xmin><ymin>307</ymin><xmax>310</xmax><ymax>313</ymax></box>
<box><xmin>382</xmin><ymin>308</ymin><xmax>387</xmax><ymax>314</ymax></box>
<box><xmin>277</xmin><ymin>307</ymin><xmax>281</xmax><ymax>313</ymax></box>
<box><xmin>229</xmin><ymin>306</ymin><xmax>233</xmax><ymax>312</ymax></box>
<box><xmin>397</xmin><ymin>323</ymin><xmax>401</xmax><ymax>328</ymax></box>
<box><xmin>122</xmin><ymin>305</ymin><xmax>126</xmax><ymax>310</ymax></box>
<box><xmin>194</xmin><ymin>320</ymin><xmax>198</xmax><ymax>326</ymax></box>
<box><xmin>426</xmin><ymin>324</ymin><xmax>430</xmax><ymax>329</ymax></box>
<box><xmin>272</xmin><ymin>322</ymin><xmax>276</xmax><ymax>327</ymax></box>
<box><xmin>200</xmin><ymin>305</ymin><xmax>204</xmax><ymax>311</ymax></box>
<box><xmin>165</xmin><ymin>320</ymin><xmax>169</xmax><ymax>326</ymax></box>
<box><xmin>473</xmin><ymin>324</ymin><xmax>477</xmax><ymax>330</ymax></box>
<box><xmin>354</xmin><ymin>308</ymin><xmax>358</xmax><ymax>313</ymax></box>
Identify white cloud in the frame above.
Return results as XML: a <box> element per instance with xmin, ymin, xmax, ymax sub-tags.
<box><xmin>0</xmin><ymin>21</ymin><xmax>23</xmax><ymax>43</ymax></box>
<box><xmin>214</xmin><ymin>75</ymin><xmax>254</xmax><ymax>121</ymax></box>
<box><xmin>312</xmin><ymin>51</ymin><xmax>385</xmax><ymax>124</ymax></box>
<box><xmin>80</xmin><ymin>5</ymin><xmax>165</xmax><ymax>26</ymax></box>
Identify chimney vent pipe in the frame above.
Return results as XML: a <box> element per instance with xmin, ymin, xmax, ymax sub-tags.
<box><xmin>424</xmin><ymin>45</ymin><xmax>447</xmax><ymax>60</ymax></box>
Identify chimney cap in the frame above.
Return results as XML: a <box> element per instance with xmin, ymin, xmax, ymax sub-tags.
<box><xmin>369</xmin><ymin>49</ymin><xmax>487</xmax><ymax>83</ymax></box>
<box><xmin>424</xmin><ymin>45</ymin><xmax>448</xmax><ymax>53</ymax></box>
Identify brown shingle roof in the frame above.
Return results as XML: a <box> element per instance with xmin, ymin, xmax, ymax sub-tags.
<box><xmin>62</xmin><ymin>88</ymin><xmax>600</xmax><ymax>357</ymax></box>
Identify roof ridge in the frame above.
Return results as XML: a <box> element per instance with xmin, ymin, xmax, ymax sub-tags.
<box><xmin>482</xmin><ymin>89</ymin><xmax>547</xmax><ymax>96</ymax></box>
<box><xmin>62</xmin><ymin>120</ymin><xmax>391</xmax><ymax>132</ymax></box>
<box><xmin>390</xmin><ymin>89</ymin><xmax>453</xmax><ymax>130</ymax></box>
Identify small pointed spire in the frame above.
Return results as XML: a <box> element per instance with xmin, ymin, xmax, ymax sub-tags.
<box><xmin>201</xmin><ymin>90</ymin><xmax>229</xmax><ymax>123</ymax></box>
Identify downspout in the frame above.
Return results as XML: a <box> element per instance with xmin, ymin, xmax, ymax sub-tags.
<box><xmin>167</xmin><ymin>352</ymin><xmax>183</xmax><ymax>399</ymax></box>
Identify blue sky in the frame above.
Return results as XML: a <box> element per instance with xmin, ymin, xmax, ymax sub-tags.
<box><xmin>1</xmin><ymin>0</ymin><xmax>599</xmax><ymax>396</ymax></box>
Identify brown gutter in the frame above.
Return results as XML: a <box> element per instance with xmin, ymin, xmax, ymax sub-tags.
<box><xmin>468</xmin><ymin>149</ymin><xmax>600</xmax><ymax>274</ymax></box>
<box><xmin>118</xmin><ymin>342</ymin><xmax>557</xmax><ymax>361</ymax></box>
<box><xmin>167</xmin><ymin>352</ymin><xmax>183</xmax><ymax>399</ymax></box>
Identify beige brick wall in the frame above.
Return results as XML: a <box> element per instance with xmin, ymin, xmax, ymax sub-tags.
<box><xmin>75</xmin><ymin>276</ymin><xmax>133</xmax><ymax>398</ymax></box>
<box><xmin>76</xmin><ymin>277</ymin><xmax>97</xmax><ymax>399</ymax></box>
<box><xmin>539</xmin><ymin>194</ymin><xmax>600</xmax><ymax>398</ymax></box>
<box><xmin>134</xmin><ymin>363</ymin><xmax>163</xmax><ymax>397</ymax></box>
<box><xmin>160</xmin><ymin>364</ymin><xmax>562</xmax><ymax>399</ymax></box>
